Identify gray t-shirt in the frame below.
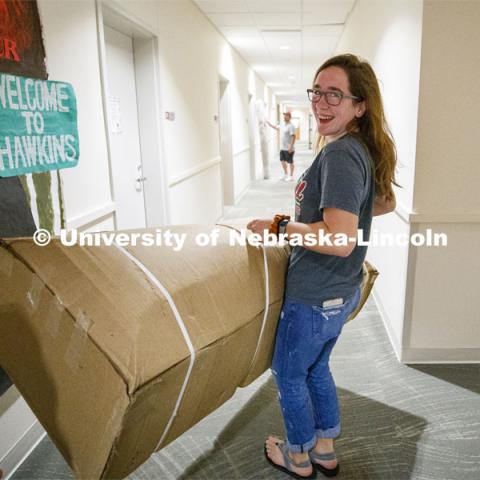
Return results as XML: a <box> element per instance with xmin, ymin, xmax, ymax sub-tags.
<box><xmin>280</xmin><ymin>122</ymin><xmax>296</xmax><ymax>150</ymax></box>
<box><xmin>285</xmin><ymin>134</ymin><xmax>375</xmax><ymax>305</ymax></box>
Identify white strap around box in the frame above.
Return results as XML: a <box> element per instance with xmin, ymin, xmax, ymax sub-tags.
<box><xmin>115</xmin><ymin>236</ymin><xmax>271</xmax><ymax>450</ymax></box>
<box><xmin>115</xmin><ymin>245</ymin><xmax>195</xmax><ymax>449</ymax></box>
<box><xmin>246</xmin><ymin>244</ymin><xmax>270</xmax><ymax>374</ymax></box>
<box><xmin>214</xmin><ymin>223</ymin><xmax>272</xmax><ymax>377</ymax></box>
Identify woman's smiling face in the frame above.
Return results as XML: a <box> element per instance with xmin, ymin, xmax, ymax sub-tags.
<box><xmin>312</xmin><ymin>66</ymin><xmax>365</xmax><ymax>142</ymax></box>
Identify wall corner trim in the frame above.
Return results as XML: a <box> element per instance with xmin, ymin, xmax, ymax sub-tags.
<box><xmin>372</xmin><ymin>288</ymin><xmax>402</xmax><ymax>363</ymax></box>
<box><xmin>168</xmin><ymin>156</ymin><xmax>222</xmax><ymax>188</ymax></box>
<box><xmin>65</xmin><ymin>202</ymin><xmax>116</xmax><ymax>230</ymax></box>
<box><xmin>232</xmin><ymin>146</ymin><xmax>250</xmax><ymax>157</ymax></box>
<box><xmin>0</xmin><ymin>421</ymin><xmax>46</xmax><ymax>479</ymax></box>
<box><xmin>393</xmin><ymin>202</ymin><xmax>480</xmax><ymax>224</ymax></box>
<box><xmin>402</xmin><ymin>348</ymin><xmax>480</xmax><ymax>364</ymax></box>
<box><xmin>409</xmin><ymin>212</ymin><xmax>480</xmax><ymax>224</ymax></box>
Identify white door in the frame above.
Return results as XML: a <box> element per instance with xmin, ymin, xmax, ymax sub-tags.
<box><xmin>104</xmin><ymin>25</ymin><xmax>146</xmax><ymax>230</ymax></box>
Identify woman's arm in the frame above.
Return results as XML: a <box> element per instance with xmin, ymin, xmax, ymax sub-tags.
<box><xmin>247</xmin><ymin>207</ymin><xmax>358</xmax><ymax>258</ymax></box>
<box><xmin>373</xmin><ymin>194</ymin><xmax>396</xmax><ymax>216</ymax></box>
<box><xmin>286</xmin><ymin>208</ymin><xmax>358</xmax><ymax>257</ymax></box>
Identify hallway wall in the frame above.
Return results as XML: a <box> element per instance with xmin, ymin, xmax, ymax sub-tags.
<box><xmin>335</xmin><ymin>0</ymin><xmax>424</xmax><ymax>357</ymax></box>
<box><xmin>403</xmin><ymin>0</ymin><xmax>480</xmax><ymax>361</ymax></box>
<box><xmin>336</xmin><ymin>0</ymin><xmax>480</xmax><ymax>362</ymax></box>
<box><xmin>149</xmin><ymin>0</ymin><xmax>270</xmax><ymax>218</ymax></box>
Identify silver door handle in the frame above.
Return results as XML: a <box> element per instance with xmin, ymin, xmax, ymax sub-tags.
<box><xmin>135</xmin><ymin>176</ymin><xmax>147</xmax><ymax>192</ymax></box>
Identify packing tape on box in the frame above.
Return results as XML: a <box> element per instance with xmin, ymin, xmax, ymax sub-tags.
<box><xmin>113</xmin><ymin>245</ymin><xmax>196</xmax><ymax>450</ymax></box>
<box><xmin>47</xmin><ymin>297</ymin><xmax>65</xmax><ymax>339</ymax></box>
<box><xmin>65</xmin><ymin>310</ymin><xmax>93</xmax><ymax>372</ymax></box>
<box><xmin>25</xmin><ymin>275</ymin><xmax>45</xmax><ymax>313</ymax></box>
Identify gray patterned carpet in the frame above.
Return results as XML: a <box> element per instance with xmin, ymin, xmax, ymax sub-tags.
<box><xmin>11</xmin><ymin>148</ymin><xmax>480</xmax><ymax>479</ymax></box>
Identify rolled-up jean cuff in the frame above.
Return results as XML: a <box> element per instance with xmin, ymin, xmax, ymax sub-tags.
<box><xmin>316</xmin><ymin>424</ymin><xmax>341</xmax><ymax>439</ymax></box>
<box><xmin>286</xmin><ymin>435</ymin><xmax>317</xmax><ymax>454</ymax></box>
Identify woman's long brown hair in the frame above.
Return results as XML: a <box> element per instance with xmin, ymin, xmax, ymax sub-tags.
<box><xmin>314</xmin><ymin>54</ymin><xmax>399</xmax><ymax>201</ymax></box>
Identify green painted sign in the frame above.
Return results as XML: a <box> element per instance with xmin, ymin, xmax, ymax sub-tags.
<box><xmin>0</xmin><ymin>73</ymin><xmax>79</xmax><ymax>177</ymax></box>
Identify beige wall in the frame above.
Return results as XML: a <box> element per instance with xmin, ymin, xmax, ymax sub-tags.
<box><xmin>414</xmin><ymin>0</ymin><xmax>480</xmax><ymax>215</ymax></box>
<box><xmin>402</xmin><ymin>0</ymin><xmax>480</xmax><ymax>362</ymax></box>
<box><xmin>147</xmin><ymin>0</ymin><xmax>267</xmax><ymax>217</ymax></box>
<box><xmin>337</xmin><ymin>0</ymin><xmax>480</xmax><ymax>362</ymax></box>
<box><xmin>336</xmin><ymin>0</ymin><xmax>423</xmax><ymax>213</ymax></box>
<box><xmin>407</xmin><ymin>224</ymin><xmax>480</xmax><ymax>350</ymax></box>
<box><xmin>334</xmin><ymin>0</ymin><xmax>424</xmax><ymax>355</ymax></box>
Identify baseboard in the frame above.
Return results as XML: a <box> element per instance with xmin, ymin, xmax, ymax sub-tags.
<box><xmin>402</xmin><ymin>348</ymin><xmax>480</xmax><ymax>364</ymax></box>
<box><xmin>65</xmin><ymin>202</ymin><xmax>115</xmax><ymax>230</ymax></box>
<box><xmin>372</xmin><ymin>289</ymin><xmax>480</xmax><ymax>364</ymax></box>
<box><xmin>0</xmin><ymin>421</ymin><xmax>45</xmax><ymax>480</ymax></box>
<box><xmin>371</xmin><ymin>288</ymin><xmax>402</xmax><ymax>362</ymax></box>
<box><xmin>234</xmin><ymin>183</ymin><xmax>251</xmax><ymax>205</ymax></box>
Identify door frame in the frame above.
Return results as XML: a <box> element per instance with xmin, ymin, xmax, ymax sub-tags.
<box><xmin>95</xmin><ymin>0</ymin><xmax>170</xmax><ymax>228</ymax></box>
<box><xmin>247</xmin><ymin>93</ymin><xmax>257</xmax><ymax>181</ymax></box>
<box><xmin>218</xmin><ymin>75</ymin><xmax>234</xmax><ymax>207</ymax></box>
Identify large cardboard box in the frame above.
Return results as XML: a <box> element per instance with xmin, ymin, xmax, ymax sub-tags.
<box><xmin>0</xmin><ymin>225</ymin><xmax>290</xmax><ymax>479</ymax></box>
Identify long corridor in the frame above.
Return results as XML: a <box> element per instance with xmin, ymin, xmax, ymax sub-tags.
<box><xmin>221</xmin><ymin>142</ymin><xmax>313</xmax><ymax>221</ymax></box>
<box><xmin>12</xmin><ymin>146</ymin><xmax>480</xmax><ymax>480</ymax></box>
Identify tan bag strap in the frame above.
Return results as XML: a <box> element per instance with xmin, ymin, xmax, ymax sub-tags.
<box><xmin>347</xmin><ymin>260</ymin><xmax>379</xmax><ymax>322</ymax></box>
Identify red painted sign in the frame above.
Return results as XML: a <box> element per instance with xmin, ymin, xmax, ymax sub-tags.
<box><xmin>0</xmin><ymin>38</ymin><xmax>20</xmax><ymax>61</ymax></box>
<box><xmin>0</xmin><ymin>0</ymin><xmax>46</xmax><ymax>78</ymax></box>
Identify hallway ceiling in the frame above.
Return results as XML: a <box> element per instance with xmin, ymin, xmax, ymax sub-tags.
<box><xmin>193</xmin><ymin>0</ymin><xmax>356</xmax><ymax>105</ymax></box>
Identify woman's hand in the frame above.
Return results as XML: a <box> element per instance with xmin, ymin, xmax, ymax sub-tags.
<box><xmin>246</xmin><ymin>218</ymin><xmax>271</xmax><ymax>236</ymax></box>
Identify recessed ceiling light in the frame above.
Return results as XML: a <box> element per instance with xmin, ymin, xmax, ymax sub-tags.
<box><xmin>261</xmin><ymin>29</ymin><xmax>302</xmax><ymax>33</ymax></box>
<box><xmin>279</xmin><ymin>45</ymin><xmax>291</xmax><ymax>50</ymax></box>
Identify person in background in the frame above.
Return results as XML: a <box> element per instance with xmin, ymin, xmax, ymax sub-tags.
<box><xmin>248</xmin><ymin>53</ymin><xmax>397</xmax><ymax>479</ymax></box>
<box><xmin>267</xmin><ymin>112</ymin><xmax>296</xmax><ymax>181</ymax></box>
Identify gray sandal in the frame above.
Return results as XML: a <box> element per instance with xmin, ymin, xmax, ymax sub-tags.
<box><xmin>309</xmin><ymin>450</ymin><xmax>339</xmax><ymax>477</ymax></box>
<box><xmin>264</xmin><ymin>440</ymin><xmax>317</xmax><ymax>479</ymax></box>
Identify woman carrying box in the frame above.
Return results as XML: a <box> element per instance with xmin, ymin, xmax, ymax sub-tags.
<box><xmin>247</xmin><ymin>53</ymin><xmax>398</xmax><ymax>479</ymax></box>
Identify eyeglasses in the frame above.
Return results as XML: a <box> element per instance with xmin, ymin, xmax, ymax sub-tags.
<box><xmin>306</xmin><ymin>88</ymin><xmax>362</xmax><ymax>106</ymax></box>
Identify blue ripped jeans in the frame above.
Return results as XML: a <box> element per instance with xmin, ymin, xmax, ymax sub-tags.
<box><xmin>271</xmin><ymin>288</ymin><xmax>361</xmax><ymax>453</ymax></box>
